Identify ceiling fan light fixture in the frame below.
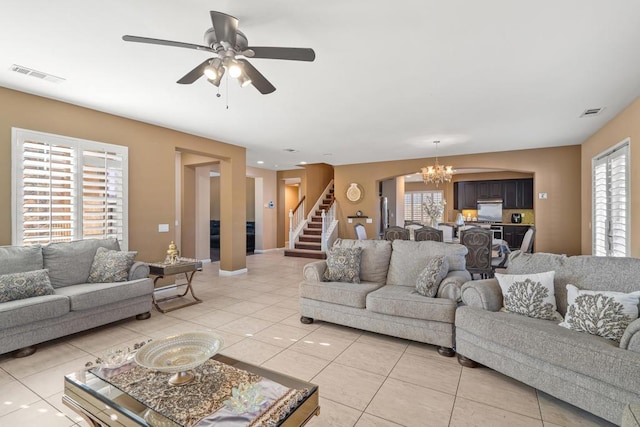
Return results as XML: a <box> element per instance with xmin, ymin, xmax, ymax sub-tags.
<box><xmin>203</xmin><ymin>65</ymin><xmax>218</xmax><ymax>80</ymax></box>
<box><xmin>237</xmin><ymin>72</ymin><xmax>252</xmax><ymax>87</ymax></box>
<box><xmin>227</xmin><ymin>60</ymin><xmax>243</xmax><ymax>78</ymax></box>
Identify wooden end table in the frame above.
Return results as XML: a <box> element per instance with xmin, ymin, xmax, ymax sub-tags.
<box><xmin>148</xmin><ymin>258</ymin><xmax>203</xmax><ymax>313</ymax></box>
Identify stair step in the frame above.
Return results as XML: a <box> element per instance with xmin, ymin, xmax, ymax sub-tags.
<box><xmin>310</xmin><ymin>216</ymin><xmax>322</xmax><ymax>223</ymax></box>
<box><xmin>296</xmin><ymin>242</ymin><xmax>321</xmax><ymax>250</ymax></box>
<box><xmin>300</xmin><ymin>236</ymin><xmax>321</xmax><ymax>243</ymax></box>
<box><xmin>304</xmin><ymin>228</ymin><xmax>321</xmax><ymax>235</ymax></box>
<box><xmin>284</xmin><ymin>249</ymin><xmax>326</xmax><ymax>259</ymax></box>
<box><xmin>308</xmin><ymin>222</ymin><xmax>322</xmax><ymax>229</ymax></box>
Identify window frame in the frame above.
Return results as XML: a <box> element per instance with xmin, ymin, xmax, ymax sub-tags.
<box><xmin>11</xmin><ymin>128</ymin><xmax>129</xmax><ymax>249</ymax></box>
<box><xmin>404</xmin><ymin>190</ymin><xmax>445</xmax><ymax>224</ymax></box>
<box><xmin>591</xmin><ymin>137</ymin><xmax>630</xmax><ymax>257</ymax></box>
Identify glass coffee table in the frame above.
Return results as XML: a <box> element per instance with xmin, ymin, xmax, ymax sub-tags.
<box><xmin>63</xmin><ymin>354</ymin><xmax>319</xmax><ymax>426</ymax></box>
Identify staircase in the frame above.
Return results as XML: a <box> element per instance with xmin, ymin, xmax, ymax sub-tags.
<box><xmin>285</xmin><ymin>186</ymin><xmax>335</xmax><ymax>259</ymax></box>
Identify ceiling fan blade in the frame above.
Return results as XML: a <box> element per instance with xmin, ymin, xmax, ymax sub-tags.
<box><xmin>122</xmin><ymin>35</ymin><xmax>214</xmax><ymax>52</ymax></box>
<box><xmin>238</xmin><ymin>59</ymin><xmax>276</xmax><ymax>94</ymax></box>
<box><xmin>210</xmin><ymin>11</ymin><xmax>238</xmax><ymax>46</ymax></box>
<box><xmin>247</xmin><ymin>47</ymin><xmax>315</xmax><ymax>62</ymax></box>
<box><xmin>177</xmin><ymin>58</ymin><xmax>212</xmax><ymax>84</ymax></box>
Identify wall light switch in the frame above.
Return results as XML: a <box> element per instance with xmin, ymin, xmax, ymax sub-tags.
<box><xmin>348</xmin><ymin>218</ymin><xmax>353</xmax><ymax>223</ymax></box>
<box><xmin>158</xmin><ymin>224</ymin><xmax>169</xmax><ymax>232</ymax></box>
<box><xmin>366</xmin><ymin>218</ymin><xmax>373</xmax><ymax>224</ymax></box>
<box><xmin>538</xmin><ymin>192</ymin><xmax>548</xmax><ymax>200</ymax></box>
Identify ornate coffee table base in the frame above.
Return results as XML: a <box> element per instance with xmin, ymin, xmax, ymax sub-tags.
<box><xmin>152</xmin><ymin>271</ymin><xmax>202</xmax><ymax>313</ymax></box>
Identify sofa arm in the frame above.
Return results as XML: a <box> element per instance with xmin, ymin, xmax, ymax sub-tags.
<box><xmin>437</xmin><ymin>270</ymin><xmax>472</xmax><ymax>302</ymax></box>
<box><xmin>129</xmin><ymin>262</ymin><xmax>150</xmax><ymax>281</ymax></box>
<box><xmin>303</xmin><ymin>261</ymin><xmax>327</xmax><ymax>282</ymax></box>
<box><xmin>621</xmin><ymin>318</ymin><xmax>640</xmax><ymax>353</ymax></box>
<box><xmin>460</xmin><ymin>278</ymin><xmax>503</xmax><ymax>311</ymax></box>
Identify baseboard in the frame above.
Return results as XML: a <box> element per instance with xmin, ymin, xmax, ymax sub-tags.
<box><xmin>219</xmin><ymin>268</ymin><xmax>248</xmax><ymax>276</ymax></box>
<box><xmin>254</xmin><ymin>248</ymin><xmax>282</xmax><ymax>254</ymax></box>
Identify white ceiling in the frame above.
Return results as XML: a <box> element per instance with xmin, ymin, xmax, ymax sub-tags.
<box><xmin>2</xmin><ymin>1</ymin><xmax>640</xmax><ymax>171</ymax></box>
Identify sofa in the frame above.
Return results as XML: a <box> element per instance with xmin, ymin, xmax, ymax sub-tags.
<box><xmin>299</xmin><ymin>238</ymin><xmax>471</xmax><ymax>355</ymax></box>
<box><xmin>456</xmin><ymin>251</ymin><xmax>640</xmax><ymax>425</ymax></box>
<box><xmin>0</xmin><ymin>239</ymin><xmax>154</xmax><ymax>357</ymax></box>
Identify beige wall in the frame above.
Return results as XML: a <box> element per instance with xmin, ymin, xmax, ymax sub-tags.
<box><xmin>246</xmin><ymin>166</ymin><xmax>278</xmax><ymax>251</ymax></box>
<box><xmin>334</xmin><ymin>145</ymin><xmax>582</xmax><ymax>255</ymax></box>
<box><xmin>303</xmin><ymin>163</ymin><xmax>334</xmax><ymax>216</ymax></box>
<box><xmin>0</xmin><ymin>87</ymin><xmax>247</xmax><ymax>271</ymax></box>
<box><xmin>276</xmin><ymin>169</ymin><xmax>306</xmax><ymax>248</ymax></box>
<box><xmin>581</xmin><ymin>96</ymin><xmax>640</xmax><ymax>257</ymax></box>
<box><xmin>209</xmin><ymin>176</ymin><xmax>255</xmax><ymax>221</ymax></box>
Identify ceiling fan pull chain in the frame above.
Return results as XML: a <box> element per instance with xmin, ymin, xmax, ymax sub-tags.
<box><xmin>226</xmin><ymin>72</ymin><xmax>229</xmax><ymax>109</ymax></box>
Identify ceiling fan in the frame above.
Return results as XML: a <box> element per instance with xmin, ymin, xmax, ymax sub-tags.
<box><xmin>123</xmin><ymin>11</ymin><xmax>316</xmax><ymax>95</ymax></box>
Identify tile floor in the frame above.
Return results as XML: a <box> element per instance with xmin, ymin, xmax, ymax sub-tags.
<box><xmin>0</xmin><ymin>250</ymin><xmax>615</xmax><ymax>427</ymax></box>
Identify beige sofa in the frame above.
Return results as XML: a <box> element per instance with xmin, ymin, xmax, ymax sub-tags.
<box><xmin>299</xmin><ymin>239</ymin><xmax>471</xmax><ymax>355</ymax></box>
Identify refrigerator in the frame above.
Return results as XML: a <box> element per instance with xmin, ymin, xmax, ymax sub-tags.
<box><xmin>379</xmin><ymin>196</ymin><xmax>389</xmax><ymax>238</ymax></box>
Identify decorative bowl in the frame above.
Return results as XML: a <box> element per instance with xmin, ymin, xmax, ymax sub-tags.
<box><xmin>134</xmin><ymin>332</ymin><xmax>223</xmax><ymax>386</ymax></box>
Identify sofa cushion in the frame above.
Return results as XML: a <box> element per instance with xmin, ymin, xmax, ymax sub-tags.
<box><xmin>0</xmin><ymin>294</ymin><xmax>69</xmax><ymax>329</ymax></box>
<box><xmin>88</xmin><ymin>247</ymin><xmax>138</xmax><ymax>283</ymax></box>
<box><xmin>415</xmin><ymin>256</ymin><xmax>449</xmax><ymax>297</ymax></box>
<box><xmin>0</xmin><ymin>245</ymin><xmax>43</xmax><ymax>275</ymax></box>
<box><xmin>366</xmin><ymin>285</ymin><xmax>457</xmax><ymax>323</ymax></box>
<box><xmin>54</xmin><ymin>279</ymin><xmax>153</xmax><ymax>311</ymax></box>
<box><xmin>456</xmin><ymin>306</ymin><xmax>640</xmax><ymax>394</ymax></box>
<box><xmin>332</xmin><ymin>239</ymin><xmax>392</xmax><ymax>284</ymax></box>
<box><xmin>300</xmin><ymin>280</ymin><xmax>384</xmax><ymax>309</ymax></box>
<box><xmin>386</xmin><ymin>240</ymin><xmax>467</xmax><ymax>287</ymax></box>
<box><xmin>323</xmin><ymin>247</ymin><xmax>362</xmax><ymax>283</ymax></box>
<box><xmin>43</xmin><ymin>238</ymin><xmax>120</xmax><ymax>287</ymax></box>
<box><xmin>507</xmin><ymin>251</ymin><xmax>640</xmax><ymax>315</ymax></box>
<box><xmin>559</xmin><ymin>284</ymin><xmax>640</xmax><ymax>343</ymax></box>
<box><xmin>0</xmin><ymin>269</ymin><xmax>55</xmax><ymax>303</ymax></box>
<box><xmin>495</xmin><ymin>271</ymin><xmax>561</xmax><ymax>321</ymax></box>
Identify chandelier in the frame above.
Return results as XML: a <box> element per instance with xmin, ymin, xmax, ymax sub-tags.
<box><xmin>420</xmin><ymin>141</ymin><xmax>453</xmax><ymax>187</ymax></box>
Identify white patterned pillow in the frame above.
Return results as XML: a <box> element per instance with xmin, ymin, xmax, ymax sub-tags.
<box><xmin>88</xmin><ymin>247</ymin><xmax>137</xmax><ymax>283</ymax></box>
<box><xmin>495</xmin><ymin>271</ymin><xmax>561</xmax><ymax>320</ymax></box>
<box><xmin>415</xmin><ymin>256</ymin><xmax>449</xmax><ymax>297</ymax></box>
<box><xmin>0</xmin><ymin>269</ymin><xmax>55</xmax><ymax>302</ymax></box>
<box><xmin>559</xmin><ymin>284</ymin><xmax>640</xmax><ymax>343</ymax></box>
<box><xmin>323</xmin><ymin>247</ymin><xmax>362</xmax><ymax>284</ymax></box>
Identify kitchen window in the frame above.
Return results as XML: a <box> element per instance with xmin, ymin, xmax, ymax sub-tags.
<box><xmin>404</xmin><ymin>190</ymin><xmax>444</xmax><ymax>224</ymax></box>
<box><xmin>592</xmin><ymin>138</ymin><xmax>629</xmax><ymax>257</ymax></box>
<box><xmin>12</xmin><ymin>128</ymin><xmax>128</xmax><ymax>249</ymax></box>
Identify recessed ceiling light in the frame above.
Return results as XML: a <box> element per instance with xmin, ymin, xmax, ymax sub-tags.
<box><xmin>405</xmin><ymin>175</ymin><xmax>412</xmax><ymax>178</ymax></box>
<box><xmin>256</xmin><ymin>160</ymin><xmax>264</xmax><ymax>164</ymax></box>
<box><xmin>299</xmin><ymin>161</ymin><xmax>307</xmax><ymax>165</ymax></box>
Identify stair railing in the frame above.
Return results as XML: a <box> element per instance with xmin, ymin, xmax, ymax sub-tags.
<box><xmin>321</xmin><ymin>199</ymin><xmax>339</xmax><ymax>252</ymax></box>
<box><xmin>306</xmin><ymin>179</ymin><xmax>335</xmax><ymax>222</ymax></box>
<box><xmin>288</xmin><ymin>196</ymin><xmax>306</xmax><ymax>249</ymax></box>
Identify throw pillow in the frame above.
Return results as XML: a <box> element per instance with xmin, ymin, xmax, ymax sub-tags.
<box><xmin>415</xmin><ymin>256</ymin><xmax>449</xmax><ymax>297</ymax></box>
<box><xmin>559</xmin><ymin>284</ymin><xmax>640</xmax><ymax>343</ymax></box>
<box><xmin>87</xmin><ymin>247</ymin><xmax>137</xmax><ymax>283</ymax></box>
<box><xmin>323</xmin><ymin>247</ymin><xmax>362</xmax><ymax>284</ymax></box>
<box><xmin>495</xmin><ymin>271</ymin><xmax>561</xmax><ymax>320</ymax></box>
<box><xmin>0</xmin><ymin>269</ymin><xmax>55</xmax><ymax>303</ymax></box>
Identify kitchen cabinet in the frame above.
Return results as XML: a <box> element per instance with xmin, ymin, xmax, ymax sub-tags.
<box><xmin>502</xmin><ymin>181</ymin><xmax>518</xmax><ymax>208</ymax></box>
<box><xmin>454</xmin><ymin>182</ymin><xmax>477</xmax><ymax>209</ymax></box>
<box><xmin>476</xmin><ymin>181</ymin><xmax>503</xmax><ymax>200</ymax></box>
<box><xmin>517</xmin><ymin>179</ymin><xmax>534</xmax><ymax>209</ymax></box>
<box><xmin>503</xmin><ymin>225</ymin><xmax>530</xmax><ymax>249</ymax></box>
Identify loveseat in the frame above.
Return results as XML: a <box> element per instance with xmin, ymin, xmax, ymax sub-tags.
<box><xmin>0</xmin><ymin>239</ymin><xmax>154</xmax><ymax>357</ymax></box>
<box><xmin>299</xmin><ymin>239</ymin><xmax>471</xmax><ymax>355</ymax></box>
<box><xmin>456</xmin><ymin>251</ymin><xmax>640</xmax><ymax>425</ymax></box>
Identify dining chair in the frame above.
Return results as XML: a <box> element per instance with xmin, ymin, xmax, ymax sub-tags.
<box><xmin>354</xmin><ymin>223</ymin><xmax>367</xmax><ymax>240</ymax></box>
<box><xmin>439</xmin><ymin>224</ymin><xmax>454</xmax><ymax>241</ymax></box>
<box><xmin>384</xmin><ymin>226</ymin><xmax>410</xmax><ymax>241</ymax></box>
<box><xmin>520</xmin><ymin>226</ymin><xmax>536</xmax><ymax>253</ymax></box>
<box><xmin>460</xmin><ymin>228</ymin><xmax>493</xmax><ymax>279</ymax></box>
<box><xmin>414</xmin><ymin>226</ymin><xmax>443</xmax><ymax>242</ymax></box>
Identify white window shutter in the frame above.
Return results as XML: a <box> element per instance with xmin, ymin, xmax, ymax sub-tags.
<box><xmin>592</xmin><ymin>140</ymin><xmax>629</xmax><ymax>257</ymax></box>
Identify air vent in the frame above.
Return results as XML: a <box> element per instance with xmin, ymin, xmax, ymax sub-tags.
<box><xmin>580</xmin><ymin>107</ymin><xmax>604</xmax><ymax>118</ymax></box>
<box><xmin>283</xmin><ymin>148</ymin><xmax>298</xmax><ymax>153</ymax></box>
<box><xmin>9</xmin><ymin>64</ymin><xmax>65</xmax><ymax>83</ymax></box>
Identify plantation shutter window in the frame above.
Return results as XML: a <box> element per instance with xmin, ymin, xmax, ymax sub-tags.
<box><xmin>592</xmin><ymin>140</ymin><xmax>629</xmax><ymax>257</ymax></box>
<box><xmin>12</xmin><ymin>128</ymin><xmax>128</xmax><ymax>249</ymax></box>
<box><xmin>404</xmin><ymin>190</ymin><xmax>444</xmax><ymax>223</ymax></box>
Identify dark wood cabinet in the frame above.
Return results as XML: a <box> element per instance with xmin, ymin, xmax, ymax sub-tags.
<box><xmin>503</xmin><ymin>225</ymin><xmax>529</xmax><ymax>249</ymax></box>
<box><xmin>455</xmin><ymin>178</ymin><xmax>533</xmax><ymax>210</ymax></box>
<box><xmin>476</xmin><ymin>181</ymin><xmax>503</xmax><ymax>200</ymax></box>
<box><xmin>454</xmin><ymin>182</ymin><xmax>478</xmax><ymax>209</ymax></box>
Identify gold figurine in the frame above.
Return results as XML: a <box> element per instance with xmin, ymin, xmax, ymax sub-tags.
<box><xmin>166</xmin><ymin>241</ymin><xmax>179</xmax><ymax>264</ymax></box>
